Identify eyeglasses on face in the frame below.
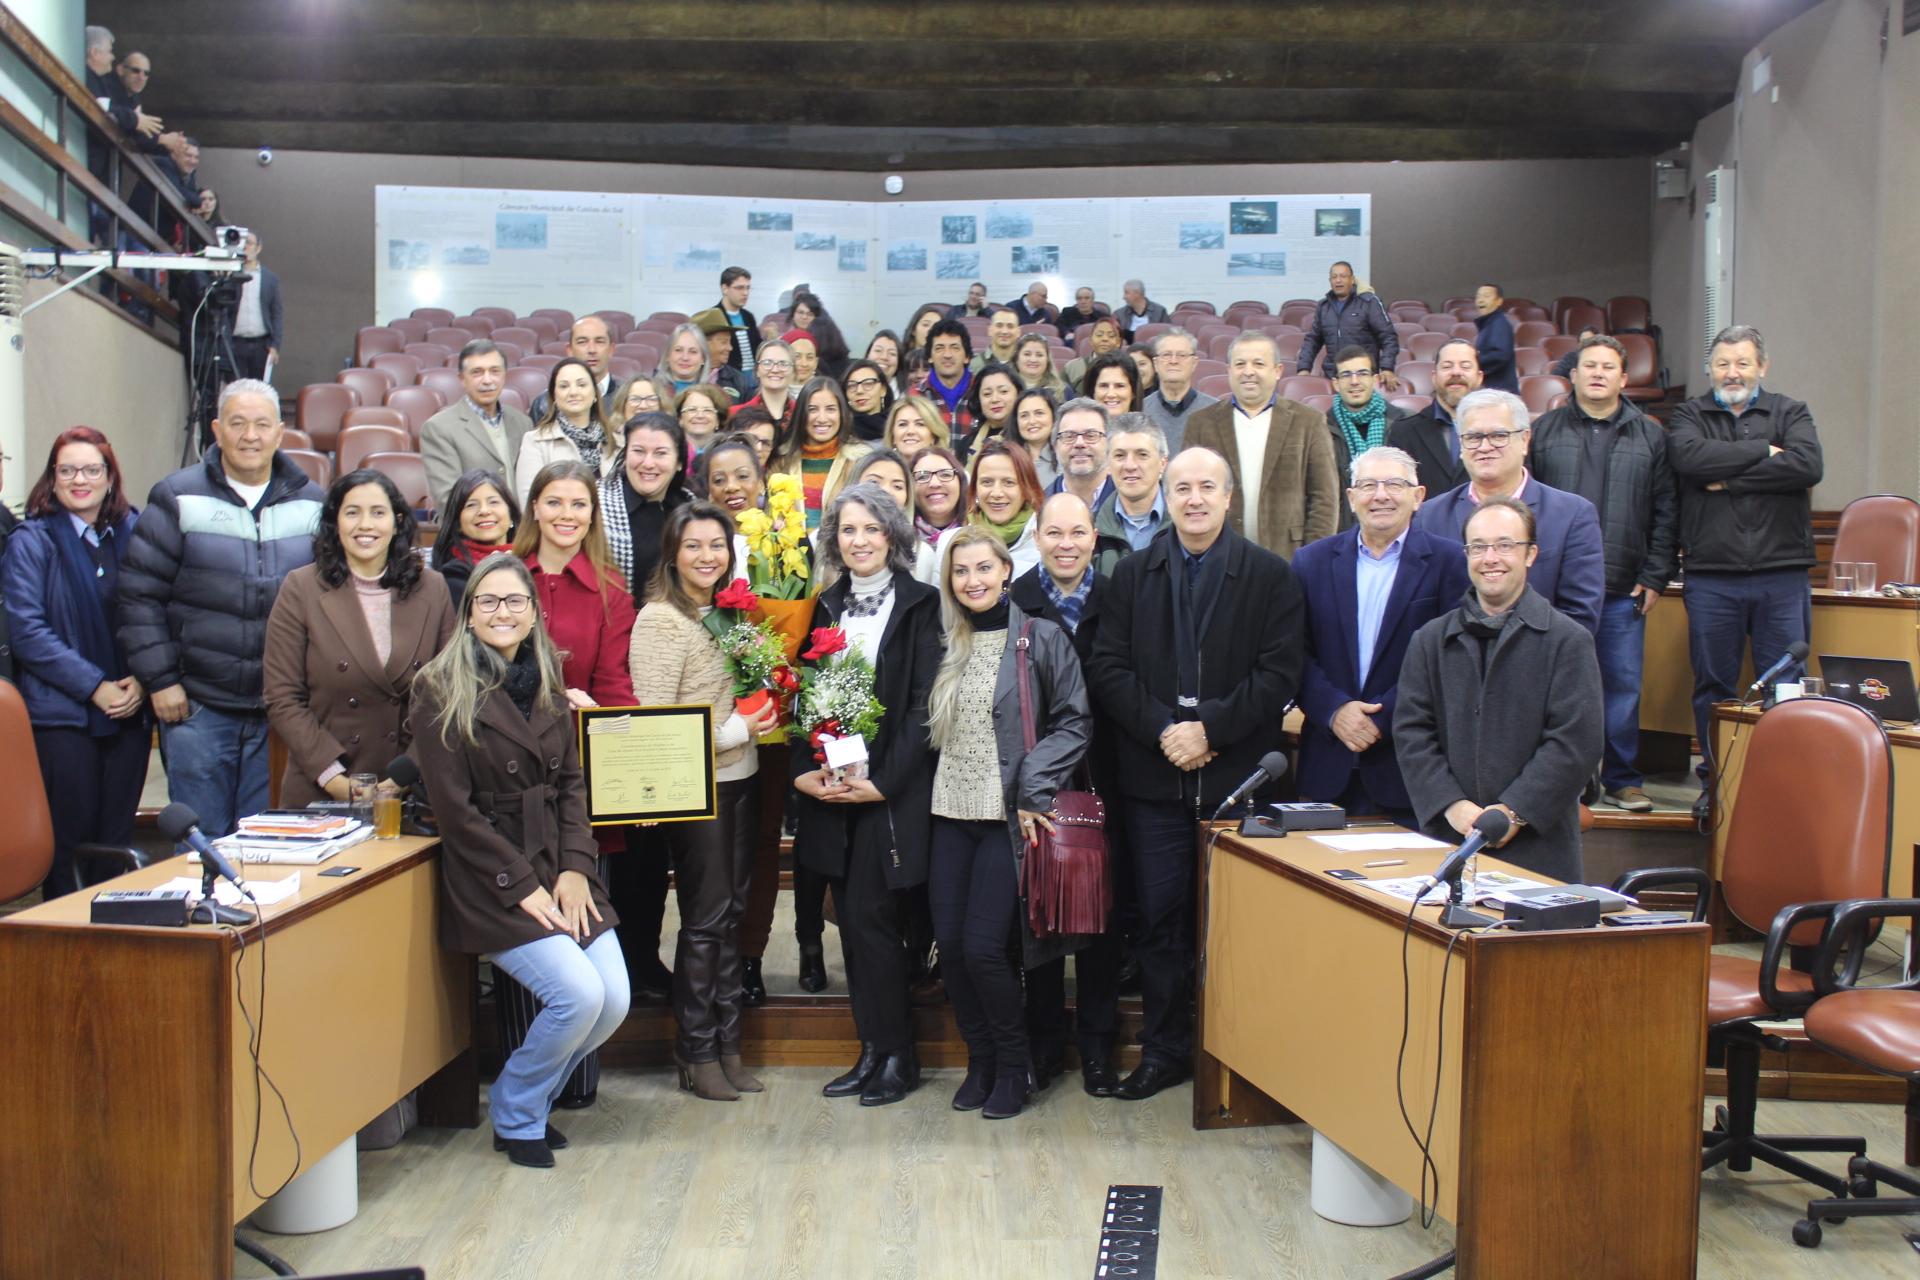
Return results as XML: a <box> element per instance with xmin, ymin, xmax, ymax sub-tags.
<box><xmin>845</xmin><ymin>377</ymin><xmax>883</xmax><ymax>391</ymax></box>
<box><xmin>1349</xmin><ymin>478</ymin><xmax>1411</xmax><ymax>495</ymax></box>
<box><xmin>57</xmin><ymin>464</ymin><xmax>107</xmax><ymax>480</ymax></box>
<box><xmin>758</xmin><ymin>359</ymin><xmax>793</xmax><ymax>372</ymax></box>
<box><xmin>473</xmin><ymin>593</ymin><xmax>532</xmax><ymax>614</ymax></box>
<box><xmin>1460</xmin><ymin>430</ymin><xmax>1521</xmax><ymax>450</ymax></box>
<box><xmin>1464</xmin><ymin>539</ymin><xmax>1533</xmax><ymax>558</ymax></box>
<box><xmin>912</xmin><ymin>468</ymin><xmax>959</xmax><ymax>484</ymax></box>
<box><xmin>1055</xmin><ymin>429</ymin><xmax>1108</xmax><ymax>445</ymax></box>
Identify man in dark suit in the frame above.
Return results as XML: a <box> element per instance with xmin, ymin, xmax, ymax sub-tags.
<box><xmin>1088</xmin><ymin>447</ymin><xmax>1304</xmax><ymax>1100</ymax></box>
<box><xmin>1293</xmin><ymin>446</ymin><xmax>1469</xmax><ymax>826</ymax></box>
<box><xmin>1387</xmin><ymin>338</ymin><xmax>1481</xmax><ymax>494</ymax></box>
<box><xmin>229</xmin><ymin>231</ymin><xmax>283</xmax><ymax>382</ymax></box>
<box><xmin>1413</xmin><ymin>389</ymin><xmax>1605</xmax><ymax>635</ymax></box>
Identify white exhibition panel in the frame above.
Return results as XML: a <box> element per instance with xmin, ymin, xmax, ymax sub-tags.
<box><xmin>375</xmin><ymin>186</ymin><xmax>1370</xmax><ymax>341</ymax></box>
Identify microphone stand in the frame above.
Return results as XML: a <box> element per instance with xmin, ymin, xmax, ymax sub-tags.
<box><xmin>189</xmin><ymin>859</ymin><xmax>253</xmax><ymax>926</ymax></box>
<box><xmin>1437</xmin><ymin>875</ymin><xmax>1498</xmax><ymax>931</ymax></box>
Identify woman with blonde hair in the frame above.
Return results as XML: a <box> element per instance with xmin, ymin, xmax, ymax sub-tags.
<box><xmin>675</xmin><ymin>383</ymin><xmax>730</xmax><ymax>456</ymax></box>
<box><xmin>410</xmin><ymin>552</ymin><xmax>627</xmax><ymax>1167</ymax></box>
<box><xmin>883</xmin><ymin>395</ymin><xmax>948</xmax><ymax>459</ymax></box>
<box><xmin>1014</xmin><ymin>333</ymin><xmax>1069</xmax><ymax>399</ymax></box>
<box><xmin>925</xmin><ymin>527</ymin><xmax>1091</xmax><ymax>1119</ymax></box>
<box><xmin>656</xmin><ymin>322</ymin><xmax>712</xmax><ymax>397</ymax></box>
<box><xmin>517</xmin><ymin>357</ymin><xmax>620</xmax><ymax>500</ymax></box>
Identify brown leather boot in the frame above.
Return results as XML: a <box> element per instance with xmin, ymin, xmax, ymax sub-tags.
<box><xmin>720</xmin><ymin>1053</ymin><xmax>764</xmax><ymax>1093</ymax></box>
<box><xmin>676</xmin><ymin>1053</ymin><xmax>740</xmax><ymax>1102</ymax></box>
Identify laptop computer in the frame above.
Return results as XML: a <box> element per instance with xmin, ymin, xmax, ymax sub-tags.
<box><xmin>1817</xmin><ymin>654</ymin><xmax>1920</xmax><ymax>723</ymax></box>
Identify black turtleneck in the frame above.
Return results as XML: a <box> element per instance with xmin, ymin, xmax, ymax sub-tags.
<box><xmin>971</xmin><ymin>597</ymin><xmax>1011</xmax><ymax>633</ymax></box>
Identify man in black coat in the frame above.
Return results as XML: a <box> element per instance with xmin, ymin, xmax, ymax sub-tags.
<box><xmin>1088</xmin><ymin>448</ymin><xmax>1305</xmax><ymax>1100</ymax></box>
<box><xmin>1528</xmin><ymin>335</ymin><xmax>1677</xmax><ymax>813</ymax></box>
<box><xmin>1395</xmin><ymin>497</ymin><xmax>1603</xmax><ymax>883</ymax></box>
<box><xmin>1295</xmin><ymin>262</ymin><xmax>1402</xmax><ymax>388</ymax></box>
<box><xmin>1010</xmin><ymin>493</ymin><xmax>1131</xmax><ymax>1096</ymax></box>
<box><xmin>1387</xmin><ymin>337</ymin><xmax>1481</xmax><ymax>494</ymax></box>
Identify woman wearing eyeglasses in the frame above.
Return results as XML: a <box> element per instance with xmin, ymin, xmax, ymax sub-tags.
<box><xmin>841</xmin><ymin>359</ymin><xmax>896</xmax><ymax>443</ymax></box>
<box><xmin>917</xmin><ymin>439</ymin><xmax>1043</xmax><ymax>585</ymax></box>
<box><xmin>1</xmin><ymin>428</ymin><xmax>148</xmax><ymax>897</ymax></box>
<box><xmin>736</xmin><ymin>339</ymin><xmax>798</xmax><ymax>440</ymax></box>
<box><xmin>411</xmin><ymin>552</ymin><xmax>627</xmax><ymax>1169</ymax></box>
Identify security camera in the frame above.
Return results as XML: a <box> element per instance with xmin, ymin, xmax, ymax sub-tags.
<box><xmin>256</xmin><ymin>146</ymin><xmax>274</xmax><ymax>167</ymax></box>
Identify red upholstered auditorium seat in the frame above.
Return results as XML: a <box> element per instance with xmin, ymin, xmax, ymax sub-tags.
<box><xmin>283</xmin><ymin>449</ymin><xmax>332</xmax><ymax>488</ymax></box>
<box><xmin>1393</xmin><ymin>362</ymin><xmax>1435</xmax><ymax>396</ymax></box>
<box><xmin>1607</xmin><ymin>296</ymin><xmax>1651</xmax><ymax>333</ymax></box>
<box><xmin>410</xmin><ymin>307</ymin><xmax>454</xmax><ymax>327</ymax></box>
<box><xmin>383</xmin><ymin>385</ymin><xmax>446</xmax><ymax>436</ymax></box>
<box><xmin>504</xmin><ymin>367</ymin><xmax>549</xmax><ymax>407</ymax></box>
<box><xmin>1519</xmin><ymin>375</ymin><xmax>1572</xmax><ymax>415</ymax></box>
<box><xmin>419</xmin><ymin>368</ymin><xmax>465</xmax><ymax>404</ymax></box>
<box><xmin>404</xmin><ymin>342</ymin><xmax>454</xmax><ymax>368</ymax></box>
<box><xmin>387</xmin><ymin>316</ymin><xmax>431</xmax><ymax>343</ymax></box>
<box><xmin>426</xmin><ymin>326</ymin><xmax>471</xmax><ymax>351</ymax></box>
<box><xmin>296</xmin><ymin>383</ymin><xmax>358</xmax><ymax>454</ymax></box>
<box><xmin>1513</xmin><ymin>347</ymin><xmax>1550</xmax><ymax>378</ymax></box>
<box><xmin>1618</xmin><ymin>333</ymin><xmax>1663</xmax><ymax>401</ymax></box>
<box><xmin>1560</xmin><ymin>304</ymin><xmax>1607</xmax><ymax>336</ymax></box>
<box><xmin>474</xmin><ymin>306</ymin><xmax>518</xmax><ymax>329</ymax></box>
<box><xmin>363</xmin><ymin>452</ymin><xmax>434</xmax><ymax>515</ymax></box>
<box><xmin>1406</xmin><ymin>333</ymin><xmax>1449</xmax><ymax>363</ymax></box>
<box><xmin>1280</xmin><ymin>375</ymin><xmax>1331</xmax><ymax>400</ymax></box>
<box><xmin>335</xmin><ymin>367</ymin><xmax>392</xmax><ymax>408</ymax></box>
<box><xmin>369</xmin><ymin>353</ymin><xmax>422</xmax><ymax>387</ymax></box>
<box><xmin>451</xmin><ymin>316</ymin><xmax>494</xmax><ymax>338</ymax></box>
<box><xmin>1513</xmin><ymin>321</ymin><xmax>1557</xmax><ymax>348</ymax></box>
<box><xmin>1550</xmin><ymin>297</ymin><xmax>1595</xmax><ymax>331</ymax></box>
<box><xmin>338</xmin><ymin>424</ymin><xmax>410</xmax><ymax>476</ymax></box>
<box><xmin>354</xmin><ymin>326</ymin><xmax>404</xmax><ymax>365</ymax></box>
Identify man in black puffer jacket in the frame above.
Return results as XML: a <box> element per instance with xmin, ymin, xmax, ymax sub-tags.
<box><xmin>1529</xmin><ymin>335</ymin><xmax>1677</xmax><ymax>814</ymax></box>
<box><xmin>119</xmin><ymin>379</ymin><xmax>324</xmax><ymax>836</ymax></box>
<box><xmin>1294</xmin><ymin>262</ymin><xmax>1400</xmax><ymax>388</ymax></box>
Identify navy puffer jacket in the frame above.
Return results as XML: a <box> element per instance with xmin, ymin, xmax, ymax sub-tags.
<box><xmin>118</xmin><ymin>448</ymin><xmax>324</xmax><ymax>712</ymax></box>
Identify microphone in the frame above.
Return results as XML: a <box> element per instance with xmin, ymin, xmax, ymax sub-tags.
<box><xmin>1210</xmin><ymin>750</ymin><xmax>1291</xmax><ymax>821</ymax></box>
<box><xmin>386</xmin><ymin>754</ymin><xmax>420</xmax><ymax>791</ymax></box>
<box><xmin>1747</xmin><ymin>640</ymin><xmax>1810</xmax><ymax>695</ymax></box>
<box><xmin>158</xmin><ymin>802</ymin><xmax>246</xmax><ymax>890</ymax></box>
<box><xmin>1425</xmin><ymin>808</ymin><xmax>1514</xmax><ymax>890</ymax></box>
<box><xmin>158</xmin><ymin>802</ymin><xmax>253</xmax><ymax>925</ymax></box>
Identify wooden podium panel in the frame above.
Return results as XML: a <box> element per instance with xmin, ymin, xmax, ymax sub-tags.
<box><xmin>1198</xmin><ymin>827</ymin><xmax>1709</xmax><ymax>1279</ymax></box>
<box><xmin>0</xmin><ymin>836</ymin><xmax>474</xmax><ymax>1279</ymax></box>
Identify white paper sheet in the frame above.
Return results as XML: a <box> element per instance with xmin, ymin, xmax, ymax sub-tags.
<box><xmin>1307</xmin><ymin>833</ymin><xmax>1452</xmax><ymax>853</ymax></box>
<box><xmin>157</xmin><ymin>872</ymin><xmax>302</xmax><ymax>907</ymax></box>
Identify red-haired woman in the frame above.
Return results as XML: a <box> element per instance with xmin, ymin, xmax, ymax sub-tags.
<box><xmin>0</xmin><ymin>427</ymin><xmax>148</xmax><ymax>896</ymax></box>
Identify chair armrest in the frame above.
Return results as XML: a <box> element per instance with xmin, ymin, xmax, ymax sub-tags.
<box><xmin>72</xmin><ymin>844</ymin><xmax>151</xmax><ymax>891</ymax></box>
<box><xmin>1812</xmin><ymin>897</ymin><xmax>1920</xmax><ymax>996</ymax></box>
<box><xmin>1609</xmin><ymin>866</ymin><xmax>1713</xmax><ymax>922</ymax></box>
<box><xmin>1759</xmin><ymin>900</ymin><xmax>1850</xmax><ymax>1013</ymax></box>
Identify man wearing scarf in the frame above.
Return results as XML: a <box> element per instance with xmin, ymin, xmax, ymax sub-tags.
<box><xmin>1323</xmin><ymin>346</ymin><xmax>1408</xmax><ymax>532</ymax></box>
<box><xmin>1395</xmin><ymin>496</ymin><xmax>1603</xmax><ymax>883</ymax></box>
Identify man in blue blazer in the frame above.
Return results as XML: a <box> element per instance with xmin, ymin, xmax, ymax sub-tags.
<box><xmin>1294</xmin><ymin>446</ymin><xmax>1470</xmax><ymax>825</ymax></box>
<box><xmin>1412</xmin><ymin>389</ymin><xmax>1604</xmax><ymax>636</ymax></box>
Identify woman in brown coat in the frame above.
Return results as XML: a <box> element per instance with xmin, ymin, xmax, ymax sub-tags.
<box><xmin>410</xmin><ymin>551</ymin><xmax>627</xmax><ymax>1169</ymax></box>
<box><xmin>264</xmin><ymin>469</ymin><xmax>455</xmax><ymax>805</ymax></box>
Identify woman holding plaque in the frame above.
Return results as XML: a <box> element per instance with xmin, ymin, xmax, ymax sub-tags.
<box><xmin>411</xmin><ymin>552</ymin><xmax>627</xmax><ymax>1169</ymax></box>
<box><xmin>926</xmin><ymin>527</ymin><xmax>1091</xmax><ymax>1119</ymax></box>
<box><xmin>264</xmin><ymin>469</ymin><xmax>455</xmax><ymax>808</ymax></box>
<box><xmin>791</xmin><ymin>483</ymin><xmax>943</xmax><ymax>1106</ymax></box>
<box><xmin>630</xmin><ymin>501</ymin><xmax>782</xmax><ymax>1100</ymax></box>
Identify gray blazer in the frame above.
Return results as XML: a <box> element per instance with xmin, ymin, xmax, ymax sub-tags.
<box><xmin>1392</xmin><ymin>585</ymin><xmax>1603</xmax><ymax>883</ymax></box>
<box><xmin>992</xmin><ymin>602</ymin><xmax>1095</xmax><ymax>967</ymax></box>
<box><xmin>420</xmin><ymin>399</ymin><xmax>532</xmax><ymax>513</ymax></box>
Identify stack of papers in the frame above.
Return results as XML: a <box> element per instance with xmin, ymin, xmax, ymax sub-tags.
<box><xmin>158</xmin><ymin>872</ymin><xmax>302</xmax><ymax>907</ymax></box>
<box><xmin>195</xmin><ymin>813</ymin><xmax>375</xmax><ymax>865</ymax></box>
<box><xmin>1361</xmin><ymin>870</ymin><xmax>1551</xmax><ymax>906</ymax></box>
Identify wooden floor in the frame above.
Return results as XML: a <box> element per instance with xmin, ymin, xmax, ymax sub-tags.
<box><xmin>232</xmin><ymin>1067</ymin><xmax>1919</xmax><ymax>1279</ymax></box>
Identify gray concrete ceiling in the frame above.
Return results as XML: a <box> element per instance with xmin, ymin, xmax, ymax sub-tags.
<box><xmin>91</xmin><ymin>0</ymin><xmax>1820</xmax><ymax>171</ymax></box>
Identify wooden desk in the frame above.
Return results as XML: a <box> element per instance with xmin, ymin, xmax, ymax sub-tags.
<box><xmin>0</xmin><ymin>836</ymin><xmax>475</xmax><ymax>1278</ymax></box>
<box><xmin>1197</xmin><ymin>826</ymin><xmax>1709</xmax><ymax>1278</ymax></box>
<box><xmin>1711</xmin><ymin>703</ymin><xmax>1919</xmax><ymax>898</ymax></box>
<box><xmin>1643</xmin><ymin>587</ymin><xmax>1920</xmax><ymax>736</ymax></box>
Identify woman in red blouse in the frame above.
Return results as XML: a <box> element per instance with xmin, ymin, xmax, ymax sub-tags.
<box><xmin>509</xmin><ymin>459</ymin><xmax>640</xmax><ymax>1103</ymax></box>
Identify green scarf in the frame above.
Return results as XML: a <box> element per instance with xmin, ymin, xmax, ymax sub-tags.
<box><xmin>1331</xmin><ymin>391</ymin><xmax>1391</xmax><ymax>458</ymax></box>
<box><xmin>972</xmin><ymin>506</ymin><xmax>1033</xmax><ymax>547</ymax></box>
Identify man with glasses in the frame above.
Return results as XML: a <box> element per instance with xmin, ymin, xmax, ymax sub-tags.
<box><xmin>1529</xmin><ymin>335</ymin><xmax>1678</xmax><ymax>813</ymax></box>
<box><xmin>1322</xmin><ymin>346</ymin><xmax>1410</xmax><ymax>531</ymax></box>
<box><xmin>1395</xmin><ymin>496</ymin><xmax>1604</xmax><ymax>882</ymax></box>
<box><xmin>1056</xmin><ymin>286</ymin><xmax>1104</xmax><ymax>340</ymax></box>
<box><xmin>119</xmin><ymin>379</ymin><xmax>325</xmax><ymax>838</ymax></box>
<box><xmin>948</xmin><ymin>280</ymin><xmax>991</xmax><ymax>319</ymax></box>
<box><xmin>1007</xmin><ymin>281</ymin><xmax>1053</xmax><ymax>327</ymax></box>
<box><xmin>1292</xmin><ymin>447</ymin><xmax>1467</xmax><ymax>827</ymax></box>
<box><xmin>1049</xmin><ymin>399</ymin><xmax>1116</xmax><ymax>510</ymax></box>
<box><xmin>1295</xmin><ymin>262</ymin><xmax>1401</xmax><ymax>389</ymax></box>
<box><xmin>1141</xmin><ymin>329</ymin><xmax>1216</xmax><ymax>452</ymax></box>
<box><xmin>1413</xmin><ymin>389</ymin><xmax>1603</xmax><ymax>635</ymax></box>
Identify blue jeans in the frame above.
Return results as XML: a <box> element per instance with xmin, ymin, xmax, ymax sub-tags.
<box><xmin>487</xmin><ymin>930</ymin><xmax>630</xmax><ymax>1140</ymax></box>
<box><xmin>158</xmin><ymin>704</ymin><xmax>271</xmax><ymax>838</ymax></box>
<box><xmin>1686</xmin><ymin>568</ymin><xmax>1813</xmax><ymax>781</ymax></box>
<box><xmin>1596</xmin><ymin>594</ymin><xmax>1647</xmax><ymax>790</ymax></box>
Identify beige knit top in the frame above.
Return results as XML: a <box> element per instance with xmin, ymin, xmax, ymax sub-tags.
<box><xmin>931</xmin><ymin>630</ymin><xmax>1007</xmax><ymax>822</ymax></box>
<box><xmin>628</xmin><ymin>602</ymin><xmax>753</xmax><ymax>774</ymax></box>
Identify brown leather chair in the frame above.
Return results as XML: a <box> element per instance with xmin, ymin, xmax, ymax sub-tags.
<box><xmin>387</xmin><ymin>315</ymin><xmax>431</xmax><ymax>344</ymax></box>
<box><xmin>1616</xmin><ymin>697</ymin><xmax>1889</xmax><ymax>1205</ymax></box>
<box><xmin>419</xmin><ymin>367</ymin><xmax>465</xmax><ymax>405</ymax></box>
<box><xmin>368</xmin><ymin>352</ymin><xmax>422</xmax><ymax>387</ymax></box>
<box><xmin>283</xmin><ymin>448</ymin><xmax>333</xmax><ymax>488</ymax></box>
<box><xmin>1513</xmin><ymin>346</ymin><xmax>1550</xmax><ymax>378</ymax></box>
<box><xmin>489</xmin><ymin>326</ymin><xmax>541</xmax><ymax>353</ymax></box>
<box><xmin>504</xmin><ymin>366</ymin><xmax>550</xmax><ymax>409</ymax></box>
<box><xmin>530</xmin><ymin>307</ymin><xmax>575</xmax><ymax>330</ymax></box>
<box><xmin>1607</xmin><ymin>295</ymin><xmax>1652</xmax><ymax>333</ymax></box>
<box><xmin>492</xmin><ymin>340</ymin><xmax>525</xmax><ymax>368</ymax></box>
<box><xmin>0</xmin><ymin>680</ymin><xmax>55</xmax><ymax>902</ymax></box>
<box><xmin>1513</xmin><ymin>320</ymin><xmax>1557</xmax><ymax>349</ymax></box>
<box><xmin>1195</xmin><ymin>373</ymin><xmax>1231</xmax><ymax>400</ymax></box>
<box><xmin>1388</xmin><ymin>300</ymin><xmax>1430</xmax><ymax>322</ymax></box>
<box><xmin>518</xmin><ymin>315</ymin><xmax>561</xmax><ymax>346</ymax></box>
<box><xmin>1392</xmin><ymin>362</ymin><xmax>1434</xmax><ymax>396</ymax></box>
<box><xmin>1420</xmin><ymin>314</ymin><xmax>1457</xmax><ymax>335</ymax></box>
<box><xmin>363</xmin><ymin>451</ymin><xmax>434</xmax><ymax>515</ymax></box>
<box><xmin>1405</xmin><ymin>332</ymin><xmax>1449</xmax><ymax>363</ymax></box>
<box><xmin>1541</xmin><ymin>335</ymin><xmax>1579</xmax><ymax>363</ymax></box>
<box><xmin>335</xmin><ymin>367</ymin><xmax>393</xmax><ymax>412</ymax></box>
<box><xmin>1519</xmin><ymin>375</ymin><xmax>1572</xmax><ymax>415</ymax></box>
<box><xmin>1791</xmin><ymin>896</ymin><xmax>1920</xmax><ymax>1247</ymax></box>
<box><xmin>451</xmin><ymin>315</ymin><xmax>494</xmax><ymax>338</ymax></box>
<box><xmin>1832</xmin><ymin>495</ymin><xmax>1920</xmax><ymax>585</ymax></box>
<box><xmin>353</xmin><ymin>325</ymin><xmax>404</xmax><ymax>366</ymax></box>
<box><xmin>403</xmin><ymin>342</ymin><xmax>454</xmax><ymax>370</ymax></box>
<box><xmin>1619</xmin><ymin>333</ymin><xmax>1663</xmax><ymax>402</ymax></box>
<box><xmin>1560</xmin><ymin>303</ymin><xmax>1607</xmax><ymax>336</ymax></box>
<box><xmin>338</xmin><ymin>424</ymin><xmax>411</xmax><ymax>475</ymax></box>
<box><xmin>280</xmin><ymin>428</ymin><xmax>313</xmax><ymax>450</ymax></box>
<box><xmin>341</xmin><ymin>405</ymin><xmax>408</xmax><ymax>436</ymax></box>
<box><xmin>1278</xmin><ymin>374</ymin><xmax>1330</xmax><ymax>401</ymax></box>
<box><xmin>1550</xmin><ymin>296</ymin><xmax>1595</xmax><ymax>331</ymax></box>
<box><xmin>473</xmin><ymin>306</ymin><xmax>518</xmax><ymax>330</ymax></box>
<box><xmin>296</xmin><ymin>382</ymin><xmax>359</xmax><ymax>454</ymax></box>
<box><xmin>383</xmin><ymin>386</ymin><xmax>446</xmax><ymax>438</ymax></box>
<box><xmin>1388</xmin><ymin>394</ymin><xmax>1432</xmax><ymax>415</ymax></box>
<box><xmin>409</xmin><ymin>307</ymin><xmax>455</xmax><ymax>328</ymax></box>
<box><xmin>520</xmin><ymin>354</ymin><xmax>563</xmax><ymax>375</ymax></box>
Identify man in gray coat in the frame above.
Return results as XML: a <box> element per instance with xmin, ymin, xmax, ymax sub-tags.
<box><xmin>1393</xmin><ymin>496</ymin><xmax>1603</xmax><ymax>883</ymax></box>
<box><xmin>420</xmin><ymin>339</ymin><xmax>532</xmax><ymax>510</ymax></box>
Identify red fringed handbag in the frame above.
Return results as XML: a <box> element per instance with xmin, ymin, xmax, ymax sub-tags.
<box><xmin>1015</xmin><ymin>622</ymin><xmax>1110</xmax><ymax>937</ymax></box>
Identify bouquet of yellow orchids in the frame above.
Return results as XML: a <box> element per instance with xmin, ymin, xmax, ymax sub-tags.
<box><xmin>735</xmin><ymin>474</ymin><xmax>812</xmax><ymax>600</ymax></box>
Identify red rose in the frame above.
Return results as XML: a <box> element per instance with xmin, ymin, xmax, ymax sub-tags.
<box><xmin>802</xmin><ymin>626</ymin><xmax>849</xmax><ymax>661</ymax></box>
<box><xmin>715</xmin><ymin>578</ymin><xmax>760</xmax><ymax>612</ymax></box>
<box><xmin>772</xmin><ymin>664</ymin><xmax>800</xmax><ymax>692</ymax></box>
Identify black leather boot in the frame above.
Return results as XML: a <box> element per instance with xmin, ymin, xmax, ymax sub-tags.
<box><xmin>983</xmin><ymin>1068</ymin><xmax>1034</xmax><ymax>1120</ymax></box>
<box><xmin>740</xmin><ymin>957</ymin><xmax>767</xmax><ymax>1007</ymax></box>
<box><xmin>797</xmin><ymin>943</ymin><xmax>829</xmax><ymax>993</ymax></box>
<box><xmin>951</xmin><ymin>1058</ymin><xmax>995</xmax><ymax>1111</ymax></box>
<box><xmin>822</xmin><ymin>1042</ymin><xmax>881</xmax><ymax>1097</ymax></box>
<box><xmin>859</xmin><ymin>1049</ymin><xmax>921</xmax><ymax>1106</ymax></box>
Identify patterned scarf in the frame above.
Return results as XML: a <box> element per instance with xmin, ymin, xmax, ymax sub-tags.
<box><xmin>1331</xmin><ymin>391</ymin><xmax>1391</xmax><ymax>458</ymax></box>
<box><xmin>556</xmin><ymin>417</ymin><xmax>606</xmax><ymax>479</ymax></box>
<box><xmin>1040</xmin><ymin>569</ymin><xmax>1093</xmax><ymax>633</ymax></box>
<box><xmin>915</xmin><ymin>513</ymin><xmax>959</xmax><ymax>547</ymax></box>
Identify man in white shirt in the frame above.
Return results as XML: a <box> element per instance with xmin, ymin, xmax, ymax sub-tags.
<box><xmin>228</xmin><ymin>231</ymin><xmax>282</xmax><ymax>382</ymax></box>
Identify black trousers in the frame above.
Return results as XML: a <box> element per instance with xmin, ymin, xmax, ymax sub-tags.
<box><xmin>230</xmin><ymin>334</ymin><xmax>272</xmax><ymax>381</ymax></box>
<box><xmin>1086</xmin><ymin>798</ymin><xmax>1198</xmax><ymax>1069</ymax></box>
<box><xmin>929</xmin><ymin>818</ymin><xmax>1028</xmax><ymax>1070</ymax></box>
<box><xmin>667</xmin><ymin>777</ymin><xmax>757</xmax><ymax>1061</ymax></box>
<box><xmin>1025</xmin><ymin>930</ymin><xmax>1125</xmax><ymax>1065</ymax></box>
<box><xmin>34</xmin><ymin>722</ymin><xmax>150</xmax><ymax>898</ymax></box>
<box><xmin>1334</xmin><ymin>775</ymin><xmax>1416</xmax><ymax>831</ymax></box>
<box><xmin>828</xmin><ymin>830</ymin><xmax>914</xmax><ymax>1054</ymax></box>
<box><xmin>606</xmin><ymin>825</ymin><xmax>671</xmax><ymax>979</ymax></box>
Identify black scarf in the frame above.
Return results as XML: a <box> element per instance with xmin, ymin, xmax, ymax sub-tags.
<box><xmin>500</xmin><ymin>642</ymin><xmax>542</xmax><ymax>720</ymax></box>
<box><xmin>971</xmin><ymin>598</ymin><xmax>1010</xmax><ymax>633</ymax></box>
<box><xmin>1457</xmin><ymin>592</ymin><xmax>1512</xmax><ymax>679</ymax></box>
